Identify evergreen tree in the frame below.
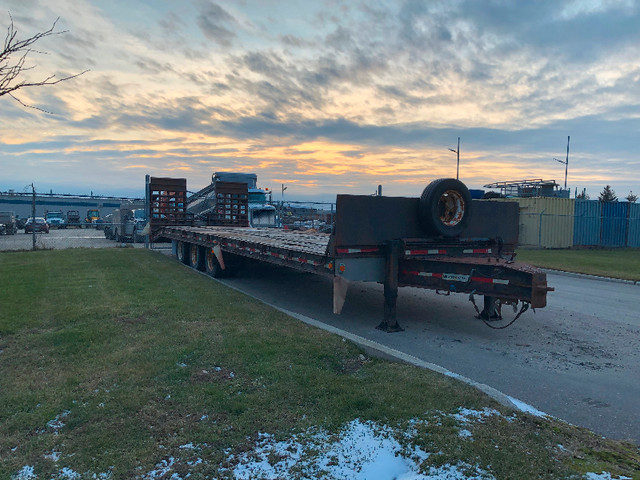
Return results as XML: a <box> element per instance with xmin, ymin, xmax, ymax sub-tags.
<box><xmin>626</xmin><ymin>191</ymin><xmax>638</xmax><ymax>203</ymax></box>
<box><xmin>598</xmin><ymin>185</ymin><xmax>617</xmax><ymax>202</ymax></box>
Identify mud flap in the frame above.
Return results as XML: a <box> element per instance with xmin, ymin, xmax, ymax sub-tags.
<box><xmin>333</xmin><ymin>276</ymin><xmax>349</xmax><ymax>314</ymax></box>
<box><xmin>212</xmin><ymin>244</ymin><xmax>226</xmax><ymax>270</ymax></box>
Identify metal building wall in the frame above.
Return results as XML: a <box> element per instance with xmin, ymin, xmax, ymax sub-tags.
<box><xmin>573</xmin><ymin>200</ymin><xmax>602</xmax><ymax>246</ymax></box>
<box><xmin>628</xmin><ymin>203</ymin><xmax>640</xmax><ymax>247</ymax></box>
<box><xmin>601</xmin><ymin>202</ymin><xmax>629</xmax><ymax>247</ymax></box>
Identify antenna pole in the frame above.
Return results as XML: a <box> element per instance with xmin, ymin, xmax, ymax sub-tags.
<box><xmin>565</xmin><ymin>136</ymin><xmax>570</xmax><ymax>189</ymax></box>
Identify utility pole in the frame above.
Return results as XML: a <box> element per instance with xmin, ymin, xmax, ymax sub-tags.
<box><xmin>554</xmin><ymin>136</ymin><xmax>570</xmax><ymax>189</ymax></box>
<box><xmin>31</xmin><ymin>183</ymin><xmax>36</xmax><ymax>251</ymax></box>
<box><xmin>448</xmin><ymin>137</ymin><xmax>461</xmax><ymax>180</ymax></box>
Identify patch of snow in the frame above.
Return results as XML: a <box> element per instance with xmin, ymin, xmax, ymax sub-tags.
<box><xmin>179</xmin><ymin>443</ymin><xmax>195</xmax><ymax>450</ymax></box>
<box><xmin>176</xmin><ymin>362</ymin><xmax>187</xmax><ymax>368</ymax></box>
<box><xmin>224</xmin><ymin>419</ymin><xmax>493</xmax><ymax>480</ymax></box>
<box><xmin>585</xmin><ymin>473</ymin><xmax>632</xmax><ymax>480</ymax></box>
<box><xmin>14</xmin><ymin>466</ymin><xmax>37</xmax><ymax>479</ymax></box>
<box><xmin>56</xmin><ymin>467</ymin><xmax>81</xmax><ymax>479</ymax></box>
<box><xmin>451</xmin><ymin>407</ymin><xmax>502</xmax><ymax>424</ymax></box>
<box><xmin>141</xmin><ymin>457</ymin><xmax>176</xmax><ymax>479</ymax></box>
<box><xmin>44</xmin><ymin>450</ymin><xmax>61</xmax><ymax>462</ymax></box>
<box><xmin>47</xmin><ymin>410</ymin><xmax>71</xmax><ymax>433</ymax></box>
<box><xmin>458</xmin><ymin>429</ymin><xmax>473</xmax><ymax>439</ymax></box>
<box><xmin>505</xmin><ymin>396</ymin><xmax>548</xmax><ymax>418</ymax></box>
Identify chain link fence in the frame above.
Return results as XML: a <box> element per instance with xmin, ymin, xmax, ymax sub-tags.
<box><xmin>0</xmin><ymin>222</ymin><xmax>172</xmax><ymax>252</ymax></box>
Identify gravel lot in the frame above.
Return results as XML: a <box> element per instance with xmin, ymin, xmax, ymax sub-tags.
<box><xmin>0</xmin><ymin>228</ymin><xmax>152</xmax><ymax>251</ymax></box>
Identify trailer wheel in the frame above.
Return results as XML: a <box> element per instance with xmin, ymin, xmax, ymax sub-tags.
<box><xmin>190</xmin><ymin>245</ymin><xmax>206</xmax><ymax>271</ymax></box>
<box><xmin>419</xmin><ymin>178</ymin><xmax>472</xmax><ymax>237</ymax></box>
<box><xmin>205</xmin><ymin>248</ymin><xmax>224</xmax><ymax>278</ymax></box>
<box><xmin>176</xmin><ymin>240</ymin><xmax>190</xmax><ymax>265</ymax></box>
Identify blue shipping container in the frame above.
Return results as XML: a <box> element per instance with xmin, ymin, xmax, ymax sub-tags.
<box><xmin>627</xmin><ymin>203</ymin><xmax>640</xmax><ymax>247</ymax></box>
<box><xmin>601</xmin><ymin>202</ymin><xmax>628</xmax><ymax>247</ymax></box>
<box><xmin>573</xmin><ymin>200</ymin><xmax>601</xmax><ymax>246</ymax></box>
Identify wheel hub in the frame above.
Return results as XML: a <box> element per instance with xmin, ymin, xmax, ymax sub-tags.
<box><xmin>438</xmin><ymin>190</ymin><xmax>466</xmax><ymax>226</ymax></box>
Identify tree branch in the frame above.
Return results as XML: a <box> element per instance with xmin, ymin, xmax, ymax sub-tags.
<box><xmin>1</xmin><ymin>13</ymin><xmax>88</xmax><ymax>112</ymax></box>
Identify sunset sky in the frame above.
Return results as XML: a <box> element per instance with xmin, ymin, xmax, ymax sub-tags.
<box><xmin>2</xmin><ymin>0</ymin><xmax>639</xmax><ymax>201</ymax></box>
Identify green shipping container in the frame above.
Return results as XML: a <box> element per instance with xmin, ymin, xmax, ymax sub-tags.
<box><xmin>490</xmin><ymin>198</ymin><xmax>575</xmax><ymax>248</ymax></box>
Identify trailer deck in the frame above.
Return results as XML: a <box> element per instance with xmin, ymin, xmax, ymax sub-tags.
<box><xmin>149</xmin><ymin>176</ymin><xmax>553</xmax><ymax>332</ymax></box>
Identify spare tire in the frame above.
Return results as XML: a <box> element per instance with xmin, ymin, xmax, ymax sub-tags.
<box><xmin>419</xmin><ymin>178</ymin><xmax>472</xmax><ymax>237</ymax></box>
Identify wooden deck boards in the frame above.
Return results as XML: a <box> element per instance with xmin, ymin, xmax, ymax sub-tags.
<box><xmin>179</xmin><ymin>226</ymin><xmax>331</xmax><ymax>256</ymax></box>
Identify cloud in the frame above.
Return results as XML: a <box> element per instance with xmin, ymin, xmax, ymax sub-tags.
<box><xmin>196</xmin><ymin>1</ymin><xmax>238</xmax><ymax>47</ymax></box>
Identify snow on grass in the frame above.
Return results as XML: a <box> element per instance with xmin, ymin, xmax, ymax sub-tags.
<box><xmin>585</xmin><ymin>473</ymin><xmax>632</xmax><ymax>480</ymax></box>
<box><xmin>222</xmin><ymin>419</ymin><xmax>494</xmax><ymax>480</ymax></box>
<box><xmin>44</xmin><ymin>450</ymin><xmax>61</xmax><ymax>462</ymax></box>
<box><xmin>46</xmin><ymin>410</ymin><xmax>71</xmax><ymax>433</ymax></box>
<box><xmin>505</xmin><ymin>395</ymin><xmax>548</xmax><ymax>418</ymax></box>
<box><xmin>14</xmin><ymin>466</ymin><xmax>36</xmax><ymax>479</ymax></box>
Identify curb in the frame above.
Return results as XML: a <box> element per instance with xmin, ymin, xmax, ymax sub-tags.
<box><xmin>543</xmin><ymin>268</ymin><xmax>640</xmax><ymax>286</ymax></box>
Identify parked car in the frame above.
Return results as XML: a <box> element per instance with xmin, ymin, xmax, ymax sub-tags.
<box><xmin>24</xmin><ymin>217</ymin><xmax>50</xmax><ymax>234</ymax></box>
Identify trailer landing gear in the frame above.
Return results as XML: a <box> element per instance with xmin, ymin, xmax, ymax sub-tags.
<box><xmin>377</xmin><ymin>240</ymin><xmax>404</xmax><ymax>333</ymax></box>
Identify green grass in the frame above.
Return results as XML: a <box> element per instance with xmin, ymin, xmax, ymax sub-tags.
<box><xmin>1</xmin><ymin>249</ymin><xmax>638</xmax><ymax>479</ymax></box>
<box><xmin>517</xmin><ymin>248</ymin><xmax>640</xmax><ymax>281</ymax></box>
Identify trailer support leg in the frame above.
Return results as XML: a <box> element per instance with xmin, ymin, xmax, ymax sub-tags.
<box><xmin>480</xmin><ymin>295</ymin><xmax>501</xmax><ymax>320</ymax></box>
<box><xmin>377</xmin><ymin>240</ymin><xmax>404</xmax><ymax>332</ymax></box>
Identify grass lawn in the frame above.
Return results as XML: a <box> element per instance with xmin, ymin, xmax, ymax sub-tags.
<box><xmin>517</xmin><ymin>248</ymin><xmax>640</xmax><ymax>281</ymax></box>
<box><xmin>1</xmin><ymin>249</ymin><xmax>638</xmax><ymax>479</ymax></box>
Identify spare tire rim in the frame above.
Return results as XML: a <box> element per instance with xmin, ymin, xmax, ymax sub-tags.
<box><xmin>438</xmin><ymin>190</ymin><xmax>466</xmax><ymax>226</ymax></box>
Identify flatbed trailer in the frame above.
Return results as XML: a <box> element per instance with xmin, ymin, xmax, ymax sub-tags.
<box><xmin>153</xmin><ymin>176</ymin><xmax>552</xmax><ymax>331</ymax></box>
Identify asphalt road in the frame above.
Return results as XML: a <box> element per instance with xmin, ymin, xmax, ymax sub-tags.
<box><xmin>217</xmin><ymin>261</ymin><xmax>640</xmax><ymax>444</ymax></box>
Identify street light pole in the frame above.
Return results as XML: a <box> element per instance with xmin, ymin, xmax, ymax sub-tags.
<box><xmin>448</xmin><ymin>137</ymin><xmax>460</xmax><ymax>180</ymax></box>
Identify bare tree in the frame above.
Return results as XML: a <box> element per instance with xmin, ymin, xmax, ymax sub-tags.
<box><xmin>1</xmin><ymin>14</ymin><xmax>87</xmax><ymax>111</ymax></box>
<box><xmin>576</xmin><ymin>189</ymin><xmax>590</xmax><ymax>200</ymax></box>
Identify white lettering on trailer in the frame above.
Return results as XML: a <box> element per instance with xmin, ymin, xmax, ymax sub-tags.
<box><xmin>442</xmin><ymin>273</ymin><xmax>470</xmax><ymax>282</ymax></box>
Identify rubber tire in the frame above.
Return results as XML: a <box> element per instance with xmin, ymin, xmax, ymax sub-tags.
<box><xmin>190</xmin><ymin>245</ymin><xmax>206</xmax><ymax>271</ymax></box>
<box><xmin>176</xmin><ymin>241</ymin><xmax>190</xmax><ymax>264</ymax></box>
<box><xmin>418</xmin><ymin>178</ymin><xmax>472</xmax><ymax>237</ymax></box>
<box><xmin>205</xmin><ymin>248</ymin><xmax>224</xmax><ymax>278</ymax></box>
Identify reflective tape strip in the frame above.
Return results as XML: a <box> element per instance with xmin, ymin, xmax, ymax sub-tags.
<box><xmin>336</xmin><ymin>248</ymin><xmax>379</xmax><ymax>254</ymax></box>
<box><xmin>404</xmin><ymin>249</ymin><xmax>447</xmax><ymax>255</ymax></box>
<box><xmin>403</xmin><ymin>270</ymin><xmax>510</xmax><ymax>285</ymax></box>
<box><xmin>463</xmin><ymin>248</ymin><xmax>492</xmax><ymax>254</ymax></box>
<box><xmin>470</xmin><ymin>276</ymin><xmax>510</xmax><ymax>285</ymax></box>
<box><xmin>403</xmin><ymin>270</ymin><xmax>442</xmax><ymax>278</ymax></box>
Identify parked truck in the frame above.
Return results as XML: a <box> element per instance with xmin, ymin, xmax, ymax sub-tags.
<box><xmin>66</xmin><ymin>210</ymin><xmax>81</xmax><ymax>227</ymax></box>
<box><xmin>108</xmin><ymin>206</ymin><xmax>146</xmax><ymax>242</ymax></box>
<box><xmin>148</xmin><ymin>176</ymin><xmax>552</xmax><ymax>331</ymax></box>
<box><xmin>45</xmin><ymin>210</ymin><xmax>66</xmax><ymax>229</ymax></box>
<box><xmin>85</xmin><ymin>209</ymin><xmax>100</xmax><ymax>228</ymax></box>
<box><xmin>0</xmin><ymin>211</ymin><xmax>18</xmax><ymax>235</ymax></box>
<box><xmin>187</xmin><ymin>172</ymin><xmax>277</xmax><ymax>228</ymax></box>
